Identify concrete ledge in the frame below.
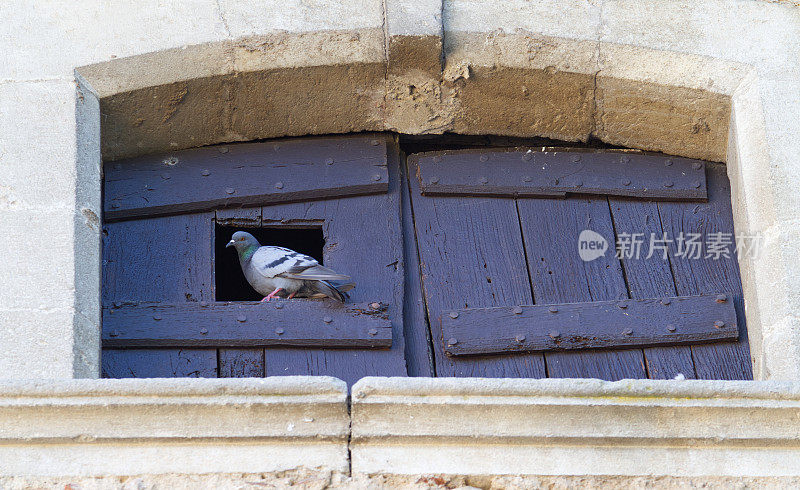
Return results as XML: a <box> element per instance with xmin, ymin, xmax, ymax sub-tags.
<box><xmin>351</xmin><ymin>377</ymin><xmax>800</xmax><ymax>476</ymax></box>
<box><xmin>0</xmin><ymin>377</ymin><xmax>349</xmax><ymax>476</ymax></box>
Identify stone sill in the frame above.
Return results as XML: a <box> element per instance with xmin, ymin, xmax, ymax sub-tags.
<box><xmin>3</xmin><ymin>376</ymin><xmax>800</xmax><ymax>477</ymax></box>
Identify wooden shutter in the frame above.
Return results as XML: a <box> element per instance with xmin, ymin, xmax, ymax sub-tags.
<box><xmin>102</xmin><ymin>134</ymin><xmax>408</xmax><ymax>385</ymax></box>
<box><xmin>406</xmin><ymin>148</ymin><xmax>752</xmax><ymax>380</ymax></box>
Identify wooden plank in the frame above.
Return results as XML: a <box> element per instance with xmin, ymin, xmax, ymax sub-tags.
<box><xmin>608</xmin><ymin>198</ymin><xmax>697</xmax><ymax>379</ymax></box>
<box><xmin>400</xmin><ymin>151</ymin><xmax>435</xmax><ymax>377</ymax></box>
<box><xmin>104</xmin><ymin>134</ymin><xmax>389</xmax><ymax>221</ymax></box>
<box><xmin>101</xmin><ymin>349</ymin><xmax>218</xmax><ymax>378</ymax></box>
<box><xmin>407</xmin><ymin>155</ymin><xmax>547</xmax><ymax>378</ymax></box>
<box><xmin>417</xmin><ymin>149</ymin><xmax>707</xmax><ymax>201</ymax></box>
<box><xmin>262</xmin><ymin>137</ymin><xmax>408</xmax><ymax>385</ymax></box>
<box><xmin>102</xmin><ymin>301</ymin><xmax>392</xmax><ymax>348</ymax></box>
<box><xmin>441</xmin><ymin>294</ymin><xmax>738</xmax><ymax>356</ymax></box>
<box><xmin>518</xmin><ymin>196</ymin><xmax>647</xmax><ymax>380</ymax></box>
<box><xmin>219</xmin><ymin>349</ymin><xmax>265</xmax><ymax>377</ymax></box>
<box><xmin>658</xmin><ymin>163</ymin><xmax>753</xmax><ymax>379</ymax></box>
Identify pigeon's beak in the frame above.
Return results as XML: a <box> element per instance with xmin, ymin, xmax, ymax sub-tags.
<box><xmin>226</xmin><ymin>239</ymin><xmax>235</xmax><ymax>248</ymax></box>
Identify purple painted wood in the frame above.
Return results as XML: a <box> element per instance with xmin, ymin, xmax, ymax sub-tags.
<box><xmin>261</xmin><ymin>136</ymin><xmax>407</xmax><ymax>385</ymax></box>
<box><xmin>102</xmin><ymin>301</ymin><xmax>392</xmax><ymax>348</ymax></box>
<box><xmin>416</xmin><ymin>149</ymin><xmax>707</xmax><ymax>200</ymax></box>
<box><xmin>400</xmin><ymin>152</ymin><xmax>435</xmax><ymax>377</ymax></box>
<box><xmin>219</xmin><ymin>349</ymin><xmax>265</xmax><ymax>377</ymax></box>
<box><xmin>658</xmin><ymin>163</ymin><xmax>752</xmax><ymax>379</ymax></box>
<box><xmin>104</xmin><ymin>135</ymin><xmax>389</xmax><ymax>221</ymax></box>
<box><xmin>518</xmin><ymin>196</ymin><xmax>647</xmax><ymax>380</ymax></box>
<box><xmin>407</xmin><ymin>155</ymin><xmax>547</xmax><ymax>378</ymax></box>
<box><xmin>102</xmin><ymin>349</ymin><xmax>218</xmax><ymax>378</ymax></box>
<box><xmin>441</xmin><ymin>294</ymin><xmax>737</xmax><ymax>356</ymax></box>
<box><xmin>102</xmin><ymin>212</ymin><xmax>218</xmax><ymax>377</ymax></box>
<box><xmin>608</xmin><ymin>198</ymin><xmax>697</xmax><ymax>379</ymax></box>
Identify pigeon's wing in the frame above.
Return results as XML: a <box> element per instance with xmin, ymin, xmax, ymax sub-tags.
<box><xmin>250</xmin><ymin>246</ymin><xmax>350</xmax><ymax>281</ymax></box>
<box><xmin>278</xmin><ymin>263</ymin><xmax>351</xmax><ymax>281</ymax></box>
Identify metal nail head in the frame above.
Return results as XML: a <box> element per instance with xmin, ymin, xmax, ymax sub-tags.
<box><xmin>665</xmin><ymin>159</ymin><xmax>673</xmax><ymax>166</ymax></box>
<box><xmin>449</xmin><ymin>311</ymin><xmax>459</xmax><ymax>319</ymax></box>
<box><xmin>373</xmin><ymin>174</ymin><xmax>382</xmax><ymax>181</ymax></box>
<box><xmin>572</xmin><ymin>155</ymin><xmax>581</xmax><ymax>163</ymax></box>
<box><xmin>153</xmin><ymin>314</ymin><xmax>162</xmax><ymax>321</ymax></box>
<box><xmin>430</xmin><ymin>176</ymin><xmax>440</xmax><ymax>184</ymax></box>
<box><xmin>323</xmin><ymin>316</ymin><xmax>332</xmax><ymax>324</ymax></box>
<box><xmin>200</xmin><ymin>328</ymin><xmax>208</xmax><ymax>335</ymax></box>
<box><xmin>225</xmin><ymin>187</ymin><xmax>235</xmax><ymax>195</ymax></box>
<box><xmin>237</xmin><ymin>315</ymin><xmax>247</xmax><ymax>323</ymax></box>
<box><xmin>693</xmin><ymin>162</ymin><xmax>702</xmax><ymax>170</ymax></box>
<box><xmin>275</xmin><ymin>182</ymin><xmax>284</xmax><ymax>189</ymax></box>
<box><xmin>368</xmin><ymin>328</ymin><xmax>378</xmax><ymax>336</ymax></box>
<box><xmin>667</xmin><ymin>324</ymin><xmax>676</xmax><ymax>332</ymax></box>
<box><xmin>275</xmin><ymin>328</ymin><xmax>284</xmax><ymax>335</ymax></box>
<box><xmin>448</xmin><ymin>338</ymin><xmax>458</xmax><ymax>346</ymax></box>
<box><xmin>201</xmin><ymin>169</ymin><xmax>210</xmax><ymax>176</ymax></box>
<box><xmin>549</xmin><ymin>330</ymin><xmax>560</xmax><ymax>339</ymax></box>
<box><xmin>370</xmin><ymin>302</ymin><xmax>381</xmax><ymax>310</ymax></box>
<box><xmin>623</xmin><ymin>328</ymin><xmax>633</xmax><ymax>336</ymax></box>
<box><xmin>548</xmin><ymin>306</ymin><xmax>558</xmax><ymax>313</ymax></box>
<box><xmin>513</xmin><ymin>306</ymin><xmax>523</xmax><ymax>315</ymax></box>
<box><xmin>716</xmin><ymin>294</ymin><xmax>727</xmax><ymax>303</ymax></box>
<box><xmin>515</xmin><ymin>335</ymin><xmax>526</xmax><ymax>342</ymax></box>
<box><xmin>623</xmin><ymin>179</ymin><xmax>631</xmax><ymax>186</ymax></box>
<box><xmin>661</xmin><ymin>298</ymin><xmax>671</xmax><ymax>305</ymax></box>
<box><xmin>370</xmin><ymin>139</ymin><xmax>380</xmax><ymax>146</ymax></box>
<box><xmin>479</xmin><ymin>177</ymin><xmax>488</xmax><ymax>184</ymax></box>
<box><xmin>480</xmin><ymin>155</ymin><xmax>489</xmax><ymax>162</ymax></box>
<box><xmin>664</xmin><ymin>181</ymin><xmax>674</xmax><ymax>188</ymax></box>
<box><xmin>714</xmin><ymin>320</ymin><xmax>725</xmax><ymax>329</ymax></box>
<box><xmin>325</xmin><ymin>158</ymin><xmax>334</xmax><ymax>165</ymax></box>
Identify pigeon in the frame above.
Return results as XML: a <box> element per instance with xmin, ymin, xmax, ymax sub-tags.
<box><xmin>226</xmin><ymin>231</ymin><xmax>354</xmax><ymax>302</ymax></box>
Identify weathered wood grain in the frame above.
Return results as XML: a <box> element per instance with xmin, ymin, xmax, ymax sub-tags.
<box><xmin>608</xmin><ymin>197</ymin><xmax>697</xmax><ymax>379</ymax></box>
<box><xmin>261</xmin><ymin>136</ymin><xmax>408</xmax><ymax>385</ymax></box>
<box><xmin>658</xmin><ymin>163</ymin><xmax>753</xmax><ymax>379</ymax></box>
<box><xmin>400</xmin><ymin>151</ymin><xmax>435</xmax><ymax>377</ymax></box>
<box><xmin>219</xmin><ymin>349</ymin><xmax>265</xmax><ymax>377</ymax></box>
<box><xmin>441</xmin><ymin>294</ymin><xmax>737</xmax><ymax>356</ymax></box>
<box><xmin>407</xmin><ymin>155</ymin><xmax>547</xmax><ymax>378</ymax></box>
<box><xmin>101</xmin><ymin>349</ymin><xmax>218</xmax><ymax>378</ymax></box>
<box><xmin>102</xmin><ymin>301</ymin><xmax>392</xmax><ymax>348</ymax></box>
<box><xmin>417</xmin><ymin>149</ymin><xmax>707</xmax><ymax>200</ymax></box>
<box><xmin>104</xmin><ymin>135</ymin><xmax>389</xmax><ymax>221</ymax></box>
<box><xmin>518</xmin><ymin>196</ymin><xmax>647</xmax><ymax>380</ymax></box>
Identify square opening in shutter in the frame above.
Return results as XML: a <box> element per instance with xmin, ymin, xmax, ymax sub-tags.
<box><xmin>214</xmin><ymin>224</ymin><xmax>325</xmax><ymax>301</ymax></box>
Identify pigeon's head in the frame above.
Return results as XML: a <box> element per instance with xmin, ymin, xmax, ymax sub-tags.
<box><xmin>226</xmin><ymin>231</ymin><xmax>260</xmax><ymax>253</ymax></box>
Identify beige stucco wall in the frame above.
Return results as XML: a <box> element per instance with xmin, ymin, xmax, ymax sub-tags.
<box><xmin>1</xmin><ymin>0</ymin><xmax>800</xmax><ymax>483</ymax></box>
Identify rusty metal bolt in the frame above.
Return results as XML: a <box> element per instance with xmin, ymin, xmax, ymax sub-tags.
<box><xmin>716</xmin><ymin>294</ymin><xmax>727</xmax><ymax>303</ymax></box>
<box><xmin>480</xmin><ymin>155</ymin><xmax>489</xmax><ymax>162</ymax></box>
<box><xmin>661</xmin><ymin>298</ymin><xmax>671</xmax><ymax>305</ymax></box>
<box><xmin>237</xmin><ymin>315</ymin><xmax>247</xmax><ymax>323</ymax></box>
<box><xmin>714</xmin><ymin>320</ymin><xmax>725</xmax><ymax>329</ymax></box>
<box><xmin>275</xmin><ymin>182</ymin><xmax>284</xmax><ymax>189</ymax></box>
<box><xmin>225</xmin><ymin>187</ymin><xmax>235</xmax><ymax>195</ymax></box>
<box><xmin>430</xmin><ymin>176</ymin><xmax>440</xmax><ymax>184</ymax></box>
<box><xmin>448</xmin><ymin>338</ymin><xmax>458</xmax><ymax>346</ymax></box>
<box><xmin>515</xmin><ymin>334</ymin><xmax>526</xmax><ymax>342</ymax></box>
<box><xmin>368</xmin><ymin>328</ymin><xmax>378</xmax><ymax>336</ymax></box>
<box><xmin>201</xmin><ymin>169</ymin><xmax>210</xmax><ymax>176</ymax></box>
<box><xmin>623</xmin><ymin>328</ymin><xmax>633</xmax><ymax>336</ymax></box>
<box><xmin>370</xmin><ymin>302</ymin><xmax>381</xmax><ymax>310</ymax></box>
<box><xmin>512</xmin><ymin>306</ymin><xmax>523</xmax><ymax>315</ymax></box>
<box><xmin>667</xmin><ymin>324</ymin><xmax>676</xmax><ymax>332</ymax></box>
<box><xmin>275</xmin><ymin>328</ymin><xmax>284</xmax><ymax>335</ymax></box>
<box><xmin>449</xmin><ymin>311</ymin><xmax>459</xmax><ymax>319</ymax></box>
<box><xmin>549</xmin><ymin>330</ymin><xmax>560</xmax><ymax>339</ymax></box>
<box><xmin>323</xmin><ymin>316</ymin><xmax>333</xmax><ymax>324</ymax></box>
<box><xmin>548</xmin><ymin>306</ymin><xmax>558</xmax><ymax>313</ymax></box>
<box><xmin>664</xmin><ymin>181</ymin><xmax>674</xmax><ymax>188</ymax></box>
<box><xmin>200</xmin><ymin>328</ymin><xmax>208</xmax><ymax>335</ymax></box>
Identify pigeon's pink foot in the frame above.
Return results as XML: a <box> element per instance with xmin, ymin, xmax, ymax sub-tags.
<box><xmin>261</xmin><ymin>288</ymin><xmax>284</xmax><ymax>302</ymax></box>
<box><xmin>288</xmin><ymin>291</ymin><xmax>297</xmax><ymax>299</ymax></box>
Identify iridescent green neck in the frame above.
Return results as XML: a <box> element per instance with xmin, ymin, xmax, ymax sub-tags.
<box><xmin>239</xmin><ymin>244</ymin><xmax>258</xmax><ymax>262</ymax></box>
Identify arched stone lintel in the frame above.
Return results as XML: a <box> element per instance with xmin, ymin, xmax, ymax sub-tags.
<box><xmin>76</xmin><ymin>31</ymin><xmax>748</xmax><ymax>163</ymax></box>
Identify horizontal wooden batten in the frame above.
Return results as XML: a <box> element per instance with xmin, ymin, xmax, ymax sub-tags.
<box><xmin>414</xmin><ymin>149</ymin><xmax>707</xmax><ymax>201</ymax></box>
<box><xmin>104</xmin><ymin>135</ymin><xmax>390</xmax><ymax>221</ymax></box>
<box><xmin>102</xmin><ymin>301</ymin><xmax>392</xmax><ymax>348</ymax></box>
<box><xmin>441</xmin><ymin>293</ymin><xmax>737</xmax><ymax>356</ymax></box>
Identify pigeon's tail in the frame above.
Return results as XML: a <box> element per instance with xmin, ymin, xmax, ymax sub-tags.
<box><xmin>310</xmin><ymin>280</ymin><xmax>354</xmax><ymax>303</ymax></box>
